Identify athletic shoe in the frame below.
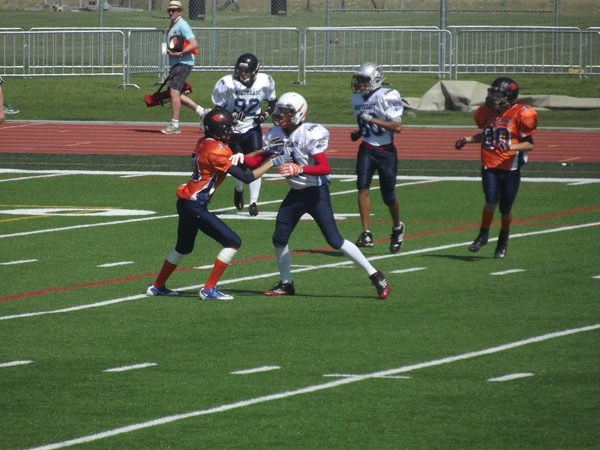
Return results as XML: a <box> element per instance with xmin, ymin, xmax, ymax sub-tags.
<box><xmin>369</xmin><ymin>271</ymin><xmax>390</xmax><ymax>300</ymax></box>
<box><xmin>468</xmin><ymin>233</ymin><xmax>488</xmax><ymax>252</ymax></box>
<box><xmin>355</xmin><ymin>231</ymin><xmax>374</xmax><ymax>248</ymax></box>
<box><xmin>249</xmin><ymin>202</ymin><xmax>259</xmax><ymax>217</ymax></box>
<box><xmin>145</xmin><ymin>284</ymin><xmax>179</xmax><ymax>296</ymax></box>
<box><xmin>160</xmin><ymin>124</ymin><xmax>181</xmax><ymax>135</ymax></box>
<box><xmin>389</xmin><ymin>222</ymin><xmax>405</xmax><ymax>253</ymax></box>
<box><xmin>264</xmin><ymin>281</ymin><xmax>295</xmax><ymax>296</ymax></box>
<box><xmin>199</xmin><ymin>287</ymin><xmax>234</xmax><ymax>301</ymax></box>
<box><xmin>494</xmin><ymin>231</ymin><xmax>509</xmax><ymax>259</ymax></box>
<box><xmin>234</xmin><ymin>189</ymin><xmax>244</xmax><ymax>210</ymax></box>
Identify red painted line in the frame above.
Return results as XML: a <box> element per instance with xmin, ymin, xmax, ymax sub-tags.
<box><xmin>1</xmin><ymin>206</ymin><xmax>598</xmax><ymax>303</ymax></box>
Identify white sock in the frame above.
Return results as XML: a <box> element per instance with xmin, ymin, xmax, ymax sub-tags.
<box><xmin>195</xmin><ymin>105</ymin><xmax>206</xmax><ymax>118</ymax></box>
<box><xmin>171</xmin><ymin>119</ymin><xmax>180</xmax><ymax>128</ymax></box>
<box><xmin>274</xmin><ymin>245</ymin><xmax>292</xmax><ymax>283</ymax></box>
<box><xmin>340</xmin><ymin>240</ymin><xmax>376</xmax><ymax>275</ymax></box>
<box><xmin>249</xmin><ymin>178</ymin><xmax>261</xmax><ymax>204</ymax></box>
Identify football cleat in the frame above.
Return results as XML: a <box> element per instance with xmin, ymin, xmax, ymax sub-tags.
<box><xmin>468</xmin><ymin>233</ymin><xmax>489</xmax><ymax>252</ymax></box>
<box><xmin>369</xmin><ymin>270</ymin><xmax>390</xmax><ymax>300</ymax></box>
<box><xmin>494</xmin><ymin>231</ymin><xmax>509</xmax><ymax>259</ymax></box>
<box><xmin>199</xmin><ymin>287</ymin><xmax>233</xmax><ymax>301</ymax></box>
<box><xmin>389</xmin><ymin>223</ymin><xmax>405</xmax><ymax>253</ymax></box>
<box><xmin>249</xmin><ymin>202</ymin><xmax>259</xmax><ymax>217</ymax></box>
<box><xmin>146</xmin><ymin>284</ymin><xmax>179</xmax><ymax>296</ymax></box>
<box><xmin>355</xmin><ymin>230</ymin><xmax>374</xmax><ymax>248</ymax></box>
<box><xmin>233</xmin><ymin>189</ymin><xmax>244</xmax><ymax>211</ymax></box>
<box><xmin>264</xmin><ymin>281</ymin><xmax>295</xmax><ymax>296</ymax></box>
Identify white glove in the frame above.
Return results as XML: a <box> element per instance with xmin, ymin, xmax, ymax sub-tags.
<box><xmin>229</xmin><ymin>153</ymin><xmax>245</xmax><ymax>165</ymax></box>
<box><xmin>359</xmin><ymin>112</ymin><xmax>374</xmax><ymax>123</ymax></box>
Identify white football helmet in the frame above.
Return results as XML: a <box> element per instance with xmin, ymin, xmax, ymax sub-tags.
<box><xmin>272</xmin><ymin>92</ymin><xmax>307</xmax><ymax>129</ymax></box>
<box><xmin>352</xmin><ymin>62</ymin><xmax>384</xmax><ymax>95</ymax></box>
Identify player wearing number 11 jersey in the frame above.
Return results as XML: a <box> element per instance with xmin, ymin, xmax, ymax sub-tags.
<box><xmin>454</xmin><ymin>77</ymin><xmax>538</xmax><ymax>258</ymax></box>
<box><xmin>350</xmin><ymin>62</ymin><xmax>406</xmax><ymax>254</ymax></box>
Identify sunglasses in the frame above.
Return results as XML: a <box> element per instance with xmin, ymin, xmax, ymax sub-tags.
<box><xmin>167</xmin><ymin>9</ymin><xmax>180</xmax><ymax>13</ymax></box>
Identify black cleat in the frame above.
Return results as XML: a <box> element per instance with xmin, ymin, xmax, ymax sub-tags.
<box><xmin>264</xmin><ymin>281</ymin><xmax>295</xmax><ymax>296</ymax></box>
<box><xmin>468</xmin><ymin>233</ymin><xmax>488</xmax><ymax>252</ymax></box>
<box><xmin>369</xmin><ymin>270</ymin><xmax>390</xmax><ymax>299</ymax></box>
<box><xmin>234</xmin><ymin>189</ymin><xmax>244</xmax><ymax>211</ymax></box>
<box><xmin>389</xmin><ymin>223</ymin><xmax>405</xmax><ymax>253</ymax></box>
<box><xmin>249</xmin><ymin>202</ymin><xmax>259</xmax><ymax>216</ymax></box>
<box><xmin>494</xmin><ymin>231</ymin><xmax>509</xmax><ymax>259</ymax></box>
<box><xmin>355</xmin><ymin>231</ymin><xmax>374</xmax><ymax>248</ymax></box>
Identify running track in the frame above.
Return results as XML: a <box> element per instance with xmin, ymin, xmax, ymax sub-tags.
<box><xmin>1</xmin><ymin>121</ymin><xmax>599</xmax><ymax>162</ymax></box>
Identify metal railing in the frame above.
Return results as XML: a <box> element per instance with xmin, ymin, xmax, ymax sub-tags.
<box><xmin>1</xmin><ymin>26</ymin><xmax>598</xmax><ymax>87</ymax></box>
<box><xmin>450</xmin><ymin>26</ymin><xmax>599</xmax><ymax>77</ymax></box>
<box><xmin>303</xmin><ymin>27</ymin><xmax>451</xmax><ymax>84</ymax></box>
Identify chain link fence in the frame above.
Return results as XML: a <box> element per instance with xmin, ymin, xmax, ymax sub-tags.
<box><xmin>2</xmin><ymin>0</ymin><xmax>598</xmax><ymax>29</ymax></box>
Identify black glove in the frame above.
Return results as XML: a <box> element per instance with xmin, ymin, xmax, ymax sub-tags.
<box><xmin>254</xmin><ymin>112</ymin><xmax>270</xmax><ymax>125</ymax></box>
<box><xmin>233</xmin><ymin>111</ymin><xmax>246</xmax><ymax>123</ymax></box>
<box><xmin>455</xmin><ymin>137</ymin><xmax>468</xmax><ymax>150</ymax></box>
<box><xmin>350</xmin><ymin>130</ymin><xmax>362</xmax><ymax>142</ymax></box>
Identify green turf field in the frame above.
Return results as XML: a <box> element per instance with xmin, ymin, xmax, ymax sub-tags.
<box><xmin>1</xmin><ymin>161</ymin><xmax>598</xmax><ymax>449</ymax></box>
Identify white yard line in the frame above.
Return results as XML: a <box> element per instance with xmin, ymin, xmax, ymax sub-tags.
<box><xmin>1</xmin><ymin>222</ymin><xmax>599</xmax><ymax>322</ymax></box>
<box><xmin>231</xmin><ymin>366</ymin><xmax>281</xmax><ymax>375</ymax></box>
<box><xmin>488</xmin><ymin>373</ymin><xmax>534</xmax><ymax>382</ymax></box>
<box><xmin>27</xmin><ymin>323</ymin><xmax>600</xmax><ymax>450</ymax></box>
<box><xmin>103</xmin><ymin>363</ymin><xmax>157</xmax><ymax>373</ymax></box>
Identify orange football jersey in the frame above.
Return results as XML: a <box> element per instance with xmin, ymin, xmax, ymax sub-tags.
<box><xmin>474</xmin><ymin>103</ymin><xmax>538</xmax><ymax>170</ymax></box>
<box><xmin>176</xmin><ymin>137</ymin><xmax>233</xmax><ymax>202</ymax></box>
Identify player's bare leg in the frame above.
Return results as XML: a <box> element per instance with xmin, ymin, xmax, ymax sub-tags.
<box><xmin>161</xmin><ymin>88</ymin><xmax>182</xmax><ymax>135</ymax></box>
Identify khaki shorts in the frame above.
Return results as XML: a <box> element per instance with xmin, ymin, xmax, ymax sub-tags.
<box><xmin>167</xmin><ymin>63</ymin><xmax>192</xmax><ymax>92</ymax></box>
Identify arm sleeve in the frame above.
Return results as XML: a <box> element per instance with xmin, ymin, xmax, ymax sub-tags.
<box><xmin>227</xmin><ymin>165</ymin><xmax>257</xmax><ymax>184</ymax></box>
<box><xmin>243</xmin><ymin>154</ymin><xmax>268</xmax><ymax>169</ymax></box>
<box><xmin>301</xmin><ymin>152</ymin><xmax>330</xmax><ymax>176</ymax></box>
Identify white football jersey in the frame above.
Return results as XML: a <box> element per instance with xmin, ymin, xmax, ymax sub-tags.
<box><xmin>351</xmin><ymin>87</ymin><xmax>403</xmax><ymax>147</ymax></box>
<box><xmin>212</xmin><ymin>73</ymin><xmax>276</xmax><ymax>134</ymax></box>
<box><xmin>264</xmin><ymin>123</ymin><xmax>330</xmax><ymax>190</ymax></box>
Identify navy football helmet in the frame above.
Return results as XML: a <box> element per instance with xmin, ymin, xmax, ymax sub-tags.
<box><xmin>234</xmin><ymin>53</ymin><xmax>260</xmax><ymax>87</ymax></box>
<box><xmin>486</xmin><ymin>77</ymin><xmax>519</xmax><ymax>112</ymax></box>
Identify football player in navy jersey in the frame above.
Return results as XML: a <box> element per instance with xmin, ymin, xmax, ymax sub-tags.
<box><xmin>350</xmin><ymin>62</ymin><xmax>405</xmax><ymax>254</ymax></box>
<box><xmin>261</xmin><ymin>92</ymin><xmax>391</xmax><ymax>300</ymax></box>
<box><xmin>212</xmin><ymin>53</ymin><xmax>277</xmax><ymax>216</ymax></box>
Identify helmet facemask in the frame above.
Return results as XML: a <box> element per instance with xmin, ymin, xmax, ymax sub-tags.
<box><xmin>203</xmin><ymin>109</ymin><xmax>234</xmax><ymax>143</ymax></box>
<box><xmin>351</xmin><ymin>63</ymin><xmax>384</xmax><ymax>96</ymax></box>
<box><xmin>234</xmin><ymin>53</ymin><xmax>260</xmax><ymax>87</ymax></box>
<box><xmin>485</xmin><ymin>78</ymin><xmax>519</xmax><ymax>113</ymax></box>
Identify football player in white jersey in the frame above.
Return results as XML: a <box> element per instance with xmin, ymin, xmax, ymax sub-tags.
<box><xmin>212</xmin><ymin>53</ymin><xmax>277</xmax><ymax>216</ymax></box>
<box><xmin>350</xmin><ymin>62</ymin><xmax>406</xmax><ymax>253</ymax></box>
<box><xmin>262</xmin><ymin>92</ymin><xmax>391</xmax><ymax>300</ymax></box>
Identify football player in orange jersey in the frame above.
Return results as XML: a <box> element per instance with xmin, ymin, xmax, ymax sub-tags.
<box><xmin>455</xmin><ymin>77</ymin><xmax>538</xmax><ymax>259</ymax></box>
<box><xmin>146</xmin><ymin>107</ymin><xmax>288</xmax><ymax>300</ymax></box>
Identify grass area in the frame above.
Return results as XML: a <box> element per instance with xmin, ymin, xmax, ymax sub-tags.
<box><xmin>0</xmin><ymin>166</ymin><xmax>598</xmax><ymax>449</ymax></box>
<box><xmin>3</xmin><ymin>73</ymin><xmax>600</xmax><ymax>128</ymax></box>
